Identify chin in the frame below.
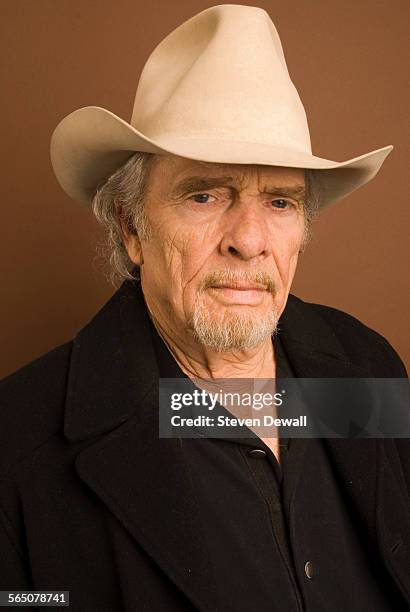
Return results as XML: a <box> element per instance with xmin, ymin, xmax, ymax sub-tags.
<box><xmin>187</xmin><ymin>299</ymin><xmax>279</xmax><ymax>352</ymax></box>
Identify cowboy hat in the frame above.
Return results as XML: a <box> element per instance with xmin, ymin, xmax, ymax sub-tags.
<box><xmin>50</xmin><ymin>4</ymin><xmax>393</xmax><ymax>208</ymax></box>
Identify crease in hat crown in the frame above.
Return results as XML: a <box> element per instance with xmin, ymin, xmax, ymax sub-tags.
<box><xmin>130</xmin><ymin>4</ymin><xmax>310</xmax><ymax>152</ymax></box>
<box><xmin>50</xmin><ymin>3</ymin><xmax>393</xmax><ymax>208</ymax></box>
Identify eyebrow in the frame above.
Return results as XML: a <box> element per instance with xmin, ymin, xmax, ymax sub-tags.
<box><xmin>169</xmin><ymin>176</ymin><xmax>235</xmax><ymax>199</ymax></box>
<box><xmin>169</xmin><ymin>176</ymin><xmax>306</xmax><ymax>202</ymax></box>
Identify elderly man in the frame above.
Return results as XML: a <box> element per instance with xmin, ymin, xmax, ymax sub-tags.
<box><xmin>1</xmin><ymin>5</ymin><xmax>409</xmax><ymax>612</ymax></box>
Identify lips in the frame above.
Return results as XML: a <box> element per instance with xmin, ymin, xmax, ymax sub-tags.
<box><xmin>209</xmin><ymin>284</ymin><xmax>267</xmax><ymax>305</ymax></box>
<box><xmin>211</xmin><ymin>284</ymin><xmax>266</xmax><ymax>291</ymax></box>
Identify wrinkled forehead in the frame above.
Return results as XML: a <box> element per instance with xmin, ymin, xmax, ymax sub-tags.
<box><xmin>150</xmin><ymin>154</ymin><xmax>306</xmax><ymax>190</ymax></box>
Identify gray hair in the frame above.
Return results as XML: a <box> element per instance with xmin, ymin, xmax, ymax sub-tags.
<box><xmin>92</xmin><ymin>152</ymin><xmax>321</xmax><ymax>286</ymax></box>
<box><xmin>92</xmin><ymin>152</ymin><xmax>156</xmax><ymax>286</ymax></box>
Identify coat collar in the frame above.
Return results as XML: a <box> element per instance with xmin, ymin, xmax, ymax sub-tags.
<box><xmin>63</xmin><ymin>280</ymin><xmax>408</xmax><ymax>609</ymax></box>
<box><xmin>64</xmin><ymin>279</ymin><xmax>368</xmax><ymax>442</ymax></box>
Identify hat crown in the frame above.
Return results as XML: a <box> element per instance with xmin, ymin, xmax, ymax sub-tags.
<box><xmin>131</xmin><ymin>4</ymin><xmax>312</xmax><ymax>153</ymax></box>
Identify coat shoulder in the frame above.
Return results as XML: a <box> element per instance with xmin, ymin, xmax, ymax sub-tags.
<box><xmin>0</xmin><ymin>342</ymin><xmax>73</xmax><ymax>477</ymax></box>
<box><xmin>287</xmin><ymin>294</ymin><xmax>408</xmax><ymax>377</ymax></box>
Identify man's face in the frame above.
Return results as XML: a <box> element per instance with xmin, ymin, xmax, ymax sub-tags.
<box><xmin>124</xmin><ymin>154</ymin><xmax>306</xmax><ymax>352</ymax></box>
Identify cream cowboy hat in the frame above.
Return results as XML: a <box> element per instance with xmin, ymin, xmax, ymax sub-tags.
<box><xmin>50</xmin><ymin>4</ymin><xmax>393</xmax><ymax>208</ymax></box>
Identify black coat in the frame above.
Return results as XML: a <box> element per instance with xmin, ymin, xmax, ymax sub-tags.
<box><xmin>1</xmin><ymin>279</ymin><xmax>409</xmax><ymax>611</ymax></box>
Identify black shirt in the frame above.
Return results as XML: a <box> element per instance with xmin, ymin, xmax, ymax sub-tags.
<box><xmin>149</xmin><ymin>319</ymin><xmax>408</xmax><ymax>611</ymax></box>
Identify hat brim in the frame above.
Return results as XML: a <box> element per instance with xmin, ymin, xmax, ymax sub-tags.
<box><xmin>50</xmin><ymin>106</ymin><xmax>393</xmax><ymax>208</ymax></box>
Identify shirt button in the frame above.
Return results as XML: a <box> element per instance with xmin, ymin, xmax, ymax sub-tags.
<box><xmin>304</xmin><ymin>561</ymin><xmax>314</xmax><ymax>579</ymax></box>
<box><xmin>247</xmin><ymin>448</ymin><xmax>267</xmax><ymax>458</ymax></box>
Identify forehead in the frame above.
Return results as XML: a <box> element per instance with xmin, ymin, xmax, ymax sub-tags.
<box><xmin>151</xmin><ymin>154</ymin><xmax>305</xmax><ymax>188</ymax></box>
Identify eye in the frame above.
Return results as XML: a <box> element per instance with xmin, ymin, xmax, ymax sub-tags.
<box><xmin>189</xmin><ymin>193</ymin><xmax>216</xmax><ymax>204</ymax></box>
<box><xmin>271</xmin><ymin>198</ymin><xmax>293</xmax><ymax>209</ymax></box>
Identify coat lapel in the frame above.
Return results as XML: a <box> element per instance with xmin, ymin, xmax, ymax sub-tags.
<box><xmin>74</xmin><ymin>392</ymin><xmax>217</xmax><ymax>611</ymax></box>
<box><xmin>277</xmin><ymin>293</ymin><xmax>380</xmax><ymax>539</ymax></box>
<box><xmin>63</xmin><ymin>280</ymin><xmax>409</xmax><ymax>607</ymax></box>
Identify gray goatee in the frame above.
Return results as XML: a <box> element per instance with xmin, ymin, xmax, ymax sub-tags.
<box><xmin>186</xmin><ymin>270</ymin><xmax>279</xmax><ymax>352</ymax></box>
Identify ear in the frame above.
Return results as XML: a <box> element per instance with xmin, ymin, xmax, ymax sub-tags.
<box><xmin>122</xmin><ymin>227</ymin><xmax>144</xmax><ymax>266</ymax></box>
<box><xmin>118</xmin><ymin>206</ymin><xmax>144</xmax><ymax>266</ymax></box>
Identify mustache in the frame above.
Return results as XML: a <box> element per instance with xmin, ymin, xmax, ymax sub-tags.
<box><xmin>202</xmin><ymin>270</ymin><xmax>276</xmax><ymax>293</ymax></box>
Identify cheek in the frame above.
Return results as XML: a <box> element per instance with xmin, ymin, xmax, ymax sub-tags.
<box><xmin>273</xmin><ymin>224</ymin><xmax>304</xmax><ymax>278</ymax></box>
<box><xmin>148</xmin><ymin>219</ymin><xmax>215</xmax><ymax>281</ymax></box>
<box><xmin>160</xmin><ymin>226</ymin><xmax>218</xmax><ymax>316</ymax></box>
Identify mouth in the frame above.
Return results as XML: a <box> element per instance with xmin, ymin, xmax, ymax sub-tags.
<box><xmin>211</xmin><ymin>283</ymin><xmax>266</xmax><ymax>291</ymax></box>
<box><xmin>208</xmin><ymin>284</ymin><xmax>267</xmax><ymax>305</ymax></box>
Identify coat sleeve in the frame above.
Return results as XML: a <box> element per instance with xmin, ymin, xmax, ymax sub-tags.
<box><xmin>0</xmin><ymin>502</ymin><xmax>33</xmax><ymax>590</ymax></box>
<box><xmin>0</xmin><ymin>342</ymin><xmax>72</xmax><ymax>594</ymax></box>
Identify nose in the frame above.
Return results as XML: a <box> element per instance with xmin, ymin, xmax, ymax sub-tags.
<box><xmin>219</xmin><ymin>198</ymin><xmax>270</xmax><ymax>262</ymax></box>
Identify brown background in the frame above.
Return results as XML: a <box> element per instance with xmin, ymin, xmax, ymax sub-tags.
<box><xmin>1</xmin><ymin>0</ymin><xmax>409</xmax><ymax>379</ymax></box>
